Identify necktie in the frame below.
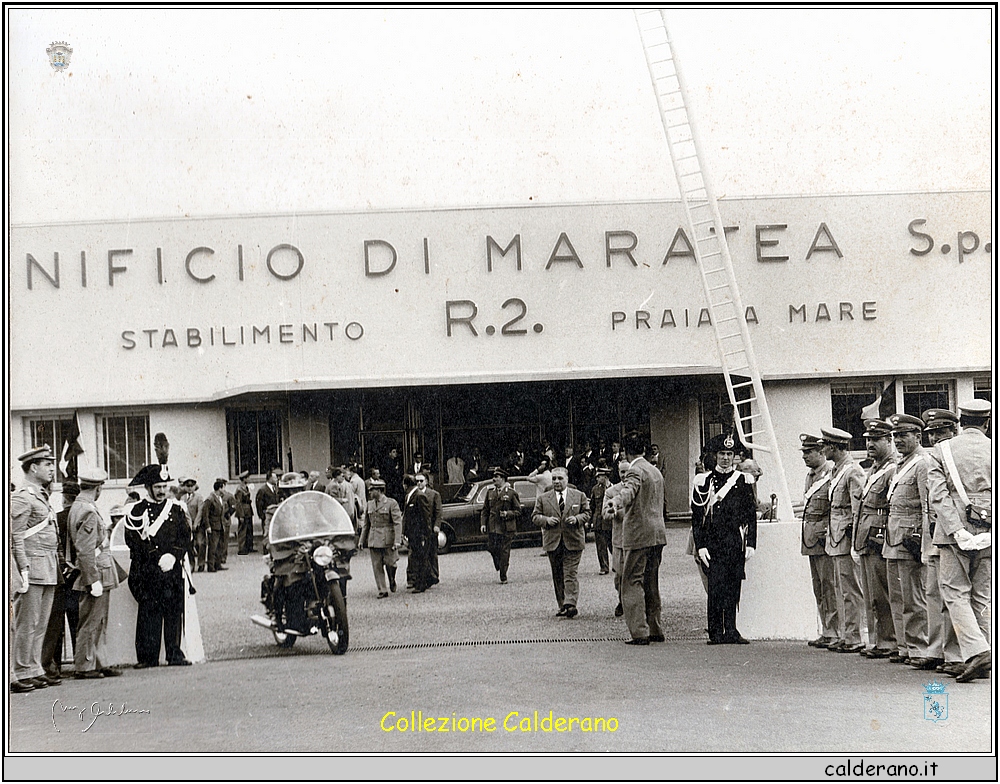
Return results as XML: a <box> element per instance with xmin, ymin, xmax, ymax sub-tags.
<box><xmin>559</xmin><ymin>493</ymin><xmax>565</xmax><ymax>514</ymax></box>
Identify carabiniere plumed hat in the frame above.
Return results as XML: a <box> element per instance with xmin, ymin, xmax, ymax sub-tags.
<box><xmin>704</xmin><ymin>432</ymin><xmax>738</xmax><ymax>453</ymax></box>
<box><xmin>130</xmin><ymin>463</ymin><xmax>173</xmax><ymax>487</ymax></box>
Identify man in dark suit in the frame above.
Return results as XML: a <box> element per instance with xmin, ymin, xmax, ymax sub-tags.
<box><xmin>481</xmin><ymin>468</ymin><xmax>521</xmax><ymax>583</ymax></box>
<box><xmin>254</xmin><ymin>470</ymin><xmax>279</xmax><ymax>545</ymax></box>
<box><xmin>609</xmin><ymin>431</ymin><xmax>669</xmax><ymax>645</ymax></box>
<box><xmin>199</xmin><ymin>480</ymin><xmax>231</xmax><ymax>572</ymax></box>
<box><xmin>532</xmin><ymin>467</ymin><xmax>590</xmax><ymax>617</ymax></box>
<box><xmin>402</xmin><ymin>474</ymin><xmax>434</xmax><ymax>593</ymax></box>
<box><xmin>418</xmin><ymin>471</ymin><xmax>443</xmax><ymax>587</ymax></box>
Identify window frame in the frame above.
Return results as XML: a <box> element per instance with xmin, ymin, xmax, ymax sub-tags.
<box><xmin>97</xmin><ymin>412</ymin><xmax>151</xmax><ymax>483</ymax></box>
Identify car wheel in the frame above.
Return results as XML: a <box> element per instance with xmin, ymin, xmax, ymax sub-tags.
<box><xmin>438</xmin><ymin>525</ymin><xmax>455</xmax><ymax>555</ymax></box>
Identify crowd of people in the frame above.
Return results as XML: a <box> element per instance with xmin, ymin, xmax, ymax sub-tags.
<box><xmin>10</xmin><ymin>400</ymin><xmax>991</xmax><ymax>692</ymax></box>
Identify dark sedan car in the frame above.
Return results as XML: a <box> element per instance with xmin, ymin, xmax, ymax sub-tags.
<box><xmin>438</xmin><ymin>476</ymin><xmax>543</xmax><ymax>552</ymax></box>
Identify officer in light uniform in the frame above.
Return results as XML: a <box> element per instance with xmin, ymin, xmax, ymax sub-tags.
<box><xmin>360</xmin><ymin>479</ymin><xmax>402</xmax><ymax>598</ymax></box>
<box><xmin>798</xmin><ymin>433</ymin><xmax>838</xmax><ymax>648</ymax></box>
<box><xmin>853</xmin><ymin>420</ymin><xmax>900</xmax><ymax>660</ymax></box>
<box><xmin>11</xmin><ymin>446</ymin><xmax>61</xmax><ymax>692</ymax></box>
<box><xmin>69</xmin><ymin>467</ymin><xmax>123</xmax><ymax>679</ymax></box>
<box><xmin>926</xmin><ymin>399</ymin><xmax>992</xmax><ymax>683</ymax></box>
<box><xmin>883</xmin><ymin>414</ymin><xmax>932</xmax><ymax>667</ymax></box>
<box><xmin>820</xmin><ymin>427</ymin><xmax>865</xmax><ymax>653</ymax></box>
<box><xmin>920</xmin><ymin>408</ymin><xmax>964</xmax><ymax>675</ymax></box>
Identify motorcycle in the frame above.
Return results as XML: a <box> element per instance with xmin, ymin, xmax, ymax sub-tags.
<box><xmin>250</xmin><ymin>490</ymin><xmax>357</xmax><ymax>654</ymax></box>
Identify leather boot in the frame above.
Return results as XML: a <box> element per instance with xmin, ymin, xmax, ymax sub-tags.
<box><xmin>387</xmin><ymin>566</ymin><xmax>397</xmax><ymax>593</ymax></box>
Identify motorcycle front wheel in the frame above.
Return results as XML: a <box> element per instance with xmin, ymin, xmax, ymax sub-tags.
<box><xmin>323</xmin><ymin>581</ymin><xmax>349</xmax><ymax>655</ymax></box>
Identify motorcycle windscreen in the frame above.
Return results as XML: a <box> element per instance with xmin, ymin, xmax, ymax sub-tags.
<box><xmin>268</xmin><ymin>490</ymin><xmax>355</xmax><ymax>544</ymax></box>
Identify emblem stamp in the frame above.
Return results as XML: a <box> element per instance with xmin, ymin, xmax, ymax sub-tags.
<box><xmin>46</xmin><ymin>41</ymin><xmax>73</xmax><ymax>72</ymax></box>
<box><xmin>922</xmin><ymin>680</ymin><xmax>948</xmax><ymax>723</ymax></box>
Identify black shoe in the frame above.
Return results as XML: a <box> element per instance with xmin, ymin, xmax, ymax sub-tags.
<box><xmin>625</xmin><ymin>637</ymin><xmax>650</xmax><ymax>646</ymax></box>
<box><xmin>556</xmin><ymin>606</ymin><xmax>569</xmax><ymax>617</ymax></box>
<box><xmin>707</xmin><ymin>638</ymin><xmax>724</xmax><ymax>645</ymax></box>
<box><xmin>237</xmin><ymin>550</ymin><xmax>250</xmax><ymax>555</ymax></box>
<box><xmin>377</xmin><ymin>592</ymin><xmax>389</xmax><ymax>599</ymax></box>
<box><xmin>564</xmin><ymin>606</ymin><xmax>578</xmax><ymax>619</ymax></box>
<box><xmin>168</xmin><ymin>659</ymin><xmax>192</xmax><ymax>667</ymax></box>
<box><xmin>837</xmin><ymin>643</ymin><xmax>865</xmax><ymax>653</ymax></box>
<box><xmin>614</xmin><ymin>603</ymin><xmax>624</xmax><ymax>617</ymax></box>
<box><xmin>11</xmin><ymin>680</ymin><xmax>35</xmax><ymax>693</ymax></box>
<box><xmin>956</xmin><ymin>650</ymin><xmax>992</xmax><ymax>683</ymax></box>
<box><xmin>215</xmin><ymin>565</ymin><xmax>228</xmax><ymax>571</ymax></box>
<box><xmin>888</xmin><ymin>652</ymin><xmax>908</xmax><ymax>663</ymax></box>
<box><xmin>729</xmin><ymin>635</ymin><xmax>750</xmax><ymax>645</ymax></box>
<box><xmin>133</xmin><ymin>662</ymin><xmax>158</xmax><ymax>669</ymax></box>
<box><xmin>100</xmin><ymin>668</ymin><xmax>122</xmax><ymax>677</ymax></box>
<box><xmin>940</xmin><ymin>662</ymin><xmax>965</xmax><ymax>677</ymax></box>
<box><xmin>500</xmin><ymin>576</ymin><xmax>508</xmax><ymax>584</ymax></box>
<box><xmin>412</xmin><ymin>587</ymin><xmax>426</xmax><ymax>594</ymax></box>
<box><xmin>37</xmin><ymin>673</ymin><xmax>62</xmax><ymax>686</ymax></box>
<box><xmin>27</xmin><ymin>677</ymin><xmax>49</xmax><ymax>689</ymax></box>
<box><xmin>599</xmin><ymin>569</ymin><xmax>609</xmax><ymax>575</ymax></box>
<box><xmin>75</xmin><ymin>670</ymin><xmax>104</xmax><ymax>680</ymax></box>
<box><xmin>865</xmin><ymin>648</ymin><xmax>892</xmax><ymax>659</ymax></box>
<box><xmin>649</xmin><ymin>634</ymin><xmax>666</xmax><ymax>643</ymax></box>
<box><xmin>388</xmin><ymin>575</ymin><xmax>397</xmax><ymax>593</ymax></box>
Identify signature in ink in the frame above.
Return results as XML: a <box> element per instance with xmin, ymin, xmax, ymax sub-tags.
<box><xmin>52</xmin><ymin>698</ymin><xmax>151</xmax><ymax>732</ymax></box>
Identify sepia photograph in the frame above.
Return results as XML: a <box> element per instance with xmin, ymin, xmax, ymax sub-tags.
<box><xmin>5</xmin><ymin>5</ymin><xmax>994</xmax><ymax>780</ymax></box>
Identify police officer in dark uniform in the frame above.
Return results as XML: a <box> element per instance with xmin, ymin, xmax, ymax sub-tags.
<box><xmin>691</xmin><ymin>433</ymin><xmax>758</xmax><ymax>644</ymax></box>
<box><xmin>480</xmin><ymin>468</ymin><xmax>521</xmax><ymax>584</ymax></box>
<box><xmin>124</xmin><ymin>463</ymin><xmax>192</xmax><ymax>668</ymax></box>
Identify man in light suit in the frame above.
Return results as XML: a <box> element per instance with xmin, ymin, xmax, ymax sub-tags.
<box><xmin>532</xmin><ymin>467</ymin><xmax>590</xmax><ymax>617</ymax></box>
<box><xmin>926</xmin><ymin>399</ymin><xmax>992</xmax><ymax>683</ymax></box>
<box><xmin>610</xmin><ymin>431</ymin><xmax>668</xmax><ymax>645</ymax></box>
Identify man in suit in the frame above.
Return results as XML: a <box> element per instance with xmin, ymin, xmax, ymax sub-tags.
<box><xmin>611</xmin><ymin>431</ymin><xmax>668</xmax><ymax>645</ymax></box>
<box><xmin>532</xmin><ymin>467</ymin><xmax>590</xmax><ymax>617</ymax></box>
<box><xmin>590</xmin><ymin>463</ymin><xmax>613</xmax><ymax>575</ymax></box>
<box><xmin>926</xmin><ymin>399</ymin><xmax>992</xmax><ymax>683</ymax></box>
<box><xmin>418</xmin><ymin>471</ymin><xmax>443</xmax><ymax>587</ymax></box>
<box><xmin>234</xmin><ymin>470</ymin><xmax>255</xmax><ymax>554</ymax></box>
<box><xmin>199</xmin><ymin>479</ymin><xmax>231</xmax><ymax>572</ymax></box>
<box><xmin>402</xmin><ymin>474</ymin><xmax>434</xmax><ymax>593</ymax></box>
<box><xmin>255</xmin><ymin>470</ymin><xmax>279</xmax><ymax>545</ymax></box>
<box><xmin>40</xmin><ymin>480</ymin><xmax>81</xmax><ymax>682</ymax></box>
<box><xmin>69</xmin><ymin>467</ymin><xmax>122</xmax><ymax>679</ymax></box>
<box><xmin>360</xmin><ymin>479</ymin><xmax>402</xmax><ymax>598</ymax></box>
<box><xmin>798</xmin><ymin>433</ymin><xmax>838</xmax><ymax>649</ymax></box>
<box><xmin>481</xmin><ymin>468</ymin><xmax>521</xmax><ymax>584</ymax></box>
<box><xmin>11</xmin><ymin>446</ymin><xmax>61</xmax><ymax>692</ymax></box>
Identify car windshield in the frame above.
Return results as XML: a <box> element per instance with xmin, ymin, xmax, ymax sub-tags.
<box><xmin>269</xmin><ymin>490</ymin><xmax>355</xmax><ymax>544</ymax></box>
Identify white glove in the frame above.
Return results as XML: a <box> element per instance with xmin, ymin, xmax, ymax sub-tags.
<box><xmin>158</xmin><ymin>552</ymin><xmax>177</xmax><ymax>572</ymax></box>
<box><xmin>850</xmin><ymin>548</ymin><xmax>861</xmax><ymax>564</ymax></box>
<box><xmin>744</xmin><ymin>546</ymin><xmax>755</xmax><ymax>561</ymax></box>
<box><xmin>953</xmin><ymin>529</ymin><xmax>976</xmax><ymax>551</ymax></box>
<box><xmin>90</xmin><ymin>582</ymin><xmax>104</xmax><ymax>597</ymax></box>
<box><xmin>698</xmin><ymin>547</ymin><xmax>710</xmax><ymax>568</ymax></box>
<box><xmin>970</xmin><ymin>532</ymin><xmax>992</xmax><ymax>550</ymax></box>
<box><xmin>480</xmin><ymin>524</ymin><xmax>487</xmax><ymax>534</ymax></box>
<box><xmin>17</xmin><ymin>571</ymin><xmax>30</xmax><ymax>594</ymax></box>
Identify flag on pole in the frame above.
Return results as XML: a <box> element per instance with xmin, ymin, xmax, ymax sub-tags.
<box><xmin>861</xmin><ymin>380</ymin><xmax>896</xmax><ymax>422</ymax></box>
<box><xmin>60</xmin><ymin>411</ymin><xmax>84</xmax><ymax>479</ymax></box>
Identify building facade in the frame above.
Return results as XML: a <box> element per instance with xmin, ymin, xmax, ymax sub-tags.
<box><xmin>10</xmin><ymin>191</ymin><xmax>992</xmax><ymax>514</ymax></box>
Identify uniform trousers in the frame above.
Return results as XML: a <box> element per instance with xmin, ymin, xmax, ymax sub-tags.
<box><xmin>612</xmin><ymin>545</ymin><xmax>624</xmax><ymax>602</ymax></box>
<box><xmin>74</xmin><ymin>590</ymin><xmax>111</xmax><ymax>673</ymax></box>
<box><xmin>701</xmin><ymin>538</ymin><xmax>744</xmax><ymax>642</ymax></box>
<box><xmin>831</xmin><ymin>554</ymin><xmax>863</xmax><ymax>645</ymax></box>
<box><xmin>860</xmin><ymin>552</ymin><xmax>897</xmax><ymax>651</ymax></box>
<box><xmin>938</xmin><ymin>545</ymin><xmax>991</xmax><ymax>661</ymax></box>
<box><xmin>925</xmin><ymin>555</ymin><xmax>962</xmax><ymax>663</ymax></box>
<box><xmin>886</xmin><ymin>558</ymin><xmax>929</xmax><ymax>657</ymax></box>
<box><xmin>42</xmin><ymin>582</ymin><xmax>79</xmax><ymax>676</ymax></box>
<box><xmin>406</xmin><ymin>536</ymin><xmax>434</xmax><ymax>592</ymax></box>
<box><xmin>487</xmin><ymin>532</ymin><xmax>513</xmax><ymax>580</ymax></box>
<box><xmin>621</xmin><ymin>545</ymin><xmax>664</xmax><ymax>640</ymax></box>
<box><xmin>193</xmin><ymin>528</ymin><xmax>208</xmax><ymax>570</ymax></box>
<box><xmin>808</xmin><ymin>553</ymin><xmax>839</xmax><ymax>639</ymax></box>
<box><xmin>237</xmin><ymin>515</ymin><xmax>254</xmax><ymax>553</ymax></box>
<box><xmin>547</xmin><ymin>541</ymin><xmax>582</xmax><ymax>609</ymax></box>
<box><xmin>13</xmin><ymin>584</ymin><xmax>56</xmax><ymax>680</ymax></box>
<box><xmin>135</xmin><ymin>574</ymin><xmax>185</xmax><ymax>666</ymax></box>
<box><xmin>594</xmin><ymin>529</ymin><xmax>611</xmax><ymax>573</ymax></box>
<box><xmin>368</xmin><ymin>547</ymin><xmax>398</xmax><ymax>593</ymax></box>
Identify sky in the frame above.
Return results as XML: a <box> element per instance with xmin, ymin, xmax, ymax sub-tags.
<box><xmin>6</xmin><ymin>6</ymin><xmax>993</xmax><ymax>225</ymax></box>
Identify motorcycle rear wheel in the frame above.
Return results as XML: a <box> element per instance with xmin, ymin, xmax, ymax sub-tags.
<box><xmin>323</xmin><ymin>581</ymin><xmax>349</xmax><ymax>655</ymax></box>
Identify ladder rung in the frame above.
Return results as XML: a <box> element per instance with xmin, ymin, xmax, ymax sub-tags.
<box><xmin>675</xmin><ymin>153</ymin><xmax>699</xmax><ymax>163</ymax></box>
<box><xmin>708</xmin><ymin>283</ymin><xmax>730</xmax><ymax>292</ymax></box>
<box><xmin>731</xmin><ymin>382</ymin><xmax>755</xmax><ymax>391</ymax></box>
<box><xmin>715</xmin><ymin>316</ymin><xmax>739</xmax><ymax>324</ymax></box>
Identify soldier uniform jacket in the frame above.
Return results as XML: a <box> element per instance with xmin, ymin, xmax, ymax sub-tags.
<box><xmin>234</xmin><ymin>482</ymin><xmax>253</xmax><ymax>519</ymax></box>
<box><xmin>617</xmin><ymin>457</ymin><xmax>668</xmax><ymax>550</ymax></box>
<box><xmin>825</xmin><ymin>458</ymin><xmax>864</xmax><ymax>557</ymax></box>
<box><xmin>927</xmin><ymin>428</ymin><xmax>993</xmax><ymax>546</ymax></box>
<box><xmin>800</xmin><ymin>460</ymin><xmax>834</xmax><ymax>555</ymax></box>
<box><xmin>481</xmin><ymin>483</ymin><xmax>521</xmax><ymax>534</ymax></box>
<box><xmin>884</xmin><ymin>448</ymin><xmax>929</xmax><ymax>560</ymax></box>
<box><xmin>533</xmin><ymin>487</ymin><xmax>590</xmax><ymax>552</ymax></box>
<box><xmin>362</xmin><ymin>495</ymin><xmax>402</xmax><ymax>549</ymax></box>
<box><xmin>68</xmin><ymin>499</ymin><xmax>120</xmax><ymax>591</ymax></box>
<box><xmin>11</xmin><ymin>484</ymin><xmax>59</xmax><ymax>585</ymax></box>
<box><xmin>691</xmin><ymin>468</ymin><xmax>757</xmax><ymax>558</ymax></box>
<box><xmin>124</xmin><ymin>498</ymin><xmax>192</xmax><ymax>601</ymax></box>
<box><xmin>853</xmin><ymin>455</ymin><xmax>896</xmax><ymax>553</ymax></box>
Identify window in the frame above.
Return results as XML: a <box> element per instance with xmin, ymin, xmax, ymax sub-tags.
<box><xmin>26</xmin><ymin>416</ymin><xmax>76</xmax><ymax>483</ymax></box>
<box><xmin>227</xmin><ymin>409</ymin><xmax>284</xmax><ymax>477</ymax></box>
<box><xmin>101</xmin><ymin>414</ymin><xmax>150</xmax><ymax>481</ymax></box>
<box><xmin>903</xmin><ymin>382</ymin><xmax>949</xmax><ymax>418</ymax></box>
<box><xmin>974</xmin><ymin>377</ymin><xmax>992</xmax><ymax>403</ymax></box>
<box><xmin>831</xmin><ymin>381</ymin><xmax>884</xmax><ymax>452</ymax></box>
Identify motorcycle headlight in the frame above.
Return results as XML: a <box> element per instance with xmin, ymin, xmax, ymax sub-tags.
<box><xmin>312</xmin><ymin>545</ymin><xmax>334</xmax><ymax>567</ymax></box>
